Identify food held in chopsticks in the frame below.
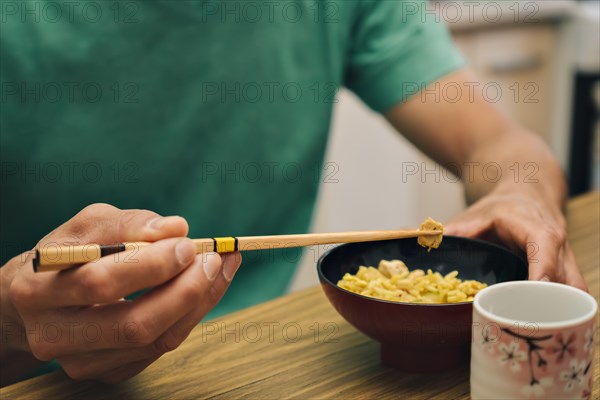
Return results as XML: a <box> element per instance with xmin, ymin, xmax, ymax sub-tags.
<box><xmin>337</xmin><ymin>259</ymin><xmax>487</xmax><ymax>304</ymax></box>
<box><xmin>417</xmin><ymin>217</ymin><xmax>444</xmax><ymax>251</ymax></box>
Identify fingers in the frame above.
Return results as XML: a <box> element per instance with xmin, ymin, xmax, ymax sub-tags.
<box><xmin>526</xmin><ymin>226</ymin><xmax>566</xmax><ymax>283</ymax></box>
<box><xmin>563</xmin><ymin>245</ymin><xmax>588</xmax><ymax>291</ymax></box>
<box><xmin>124</xmin><ymin>252</ymin><xmax>226</xmax><ymax>348</ymax></box>
<box><xmin>13</xmin><ymin>238</ymin><xmax>197</xmax><ymax>309</ymax></box>
<box><xmin>446</xmin><ymin>200</ymin><xmax>572</xmax><ymax>285</ymax></box>
<box><xmin>60</xmin><ymin>352</ymin><xmax>159</xmax><ymax>383</ymax></box>
<box><xmin>107</xmin><ymin>212</ymin><xmax>188</xmax><ymax>243</ymax></box>
<box><xmin>445</xmin><ymin>213</ymin><xmax>488</xmax><ymax>238</ymax></box>
<box><xmin>450</xmin><ymin>204</ymin><xmax>587</xmax><ymax>290</ymax></box>
<box><xmin>447</xmin><ymin>204</ymin><xmax>527</xmax><ymax>254</ymax></box>
<box><xmin>55</xmin><ymin>253</ymin><xmax>242</xmax><ymax>381</ymax></box>
<box><xmin>462</xmin><ymin>211</ymin><xmax>564</xmax><ymax>284</ymax></box>
<box><xmin>150</xmin><ymin>252</ymin><xmax>242</xmax><ymax>354</ymax></box>
<box><xmin>8</xmin><ymin>203</ymin><xmax>224</xmax><ymax>383</ymax></box>
<box><xmin>132</xmin><ymin>252</ymin><xmax>241</xmax><ymax>355</ymax></box>
<box><xmin>58</xmin><ymin>348</ymin><xmax>160</xmax><ymax>382</ymax></box>
<box><xmin>39</xmin><ymin>203</ymin><xmax>189</xmax><ymax>247</ymax></box>
<box><xmin>26</xmin><ymin>252</ymin><xmax>238</xmax><ymax>359</ymax></box>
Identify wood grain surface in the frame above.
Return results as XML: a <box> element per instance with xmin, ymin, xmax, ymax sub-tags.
<box><xmin>2</xmin><ymin>192</ymin><xmax>599</xmax><ymax>400</ymax></box>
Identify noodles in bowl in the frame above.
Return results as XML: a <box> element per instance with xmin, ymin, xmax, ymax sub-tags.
<box><xmin>337</xmin><ymin>259</ymin><xmax>487</xmax><ymax>304</ymax></box>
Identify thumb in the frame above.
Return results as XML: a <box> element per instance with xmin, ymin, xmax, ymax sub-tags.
<box><xmin>444</xmin><ymin>214</ymin><xmax>489</xmax><ymax>238</ymax></box>
<box><xmin>40</xmin><ymin>203</ymin><xmax>189</xmax><ymax>246</ymax></box>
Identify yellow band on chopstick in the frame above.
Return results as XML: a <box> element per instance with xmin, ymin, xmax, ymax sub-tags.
<box><xmin>213</xmin><ymin>237</ymin><xmax>238</xmax><ymax>253</ymax></box>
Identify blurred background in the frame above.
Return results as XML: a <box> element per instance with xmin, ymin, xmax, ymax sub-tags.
<box><xmin>290</xmin><ymin>0</ymin><xmax>600</xmax><ymax>291</ymax></box>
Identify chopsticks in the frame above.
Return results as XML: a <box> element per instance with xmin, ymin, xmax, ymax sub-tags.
<box><xmin>32</xmin><ymin>229</ymin><xmax>442</xmax><ymax>272</ymax></box>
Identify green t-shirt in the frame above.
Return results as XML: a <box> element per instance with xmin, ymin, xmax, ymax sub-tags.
<box><xmin>1</xmin><ymin>1</ymin><xmax>463</xmax><ymax>320</ymax></box>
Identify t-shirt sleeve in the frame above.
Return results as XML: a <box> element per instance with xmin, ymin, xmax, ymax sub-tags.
<box><xmin>344</xmin><ymin>0</ymin><xmax>465</xmax><ymax>113</ymax></box>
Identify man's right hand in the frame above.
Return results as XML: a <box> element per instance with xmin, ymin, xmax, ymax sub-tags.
<box><xmin>0</xmin><ymin>203</ymin><xmax>242</xmax><ymax>386</ymax></box>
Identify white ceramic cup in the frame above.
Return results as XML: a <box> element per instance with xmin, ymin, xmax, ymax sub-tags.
<box><xmin>471</xmin><ymin>281</ymin><xmax>597</xmax><ymax>399</ymax></box>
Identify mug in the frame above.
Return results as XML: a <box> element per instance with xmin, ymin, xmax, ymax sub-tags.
<box><xmin>471</xmin><ymin>281</ymin><xmax>597</xmax><ymax>399</ymax></box>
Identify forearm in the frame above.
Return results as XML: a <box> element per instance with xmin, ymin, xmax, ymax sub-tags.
<box><xmin>461</xmin><ymin>124</ymin><xmax>567</xmax><ymax>214</ymax></box>
<box><xmin>384</xmin><ymin>68</ymin><xmax>567</xmax><ymax>215</ymax></box>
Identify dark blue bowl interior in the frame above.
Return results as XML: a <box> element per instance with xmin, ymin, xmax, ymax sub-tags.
<box><xmin>319</xmin><ymin>236</ymin><xmax>528</xmax><ymax>291</ymax></box>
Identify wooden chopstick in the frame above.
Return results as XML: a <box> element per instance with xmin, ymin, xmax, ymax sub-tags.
<box><xmin>32</xmin><ymin>229</ymin><xmax>442</xmax><ymax>272</ymax></box>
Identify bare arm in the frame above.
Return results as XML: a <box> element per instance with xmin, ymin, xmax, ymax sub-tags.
<box><xmin>385</xmin><ymin>68</ymin><xmax>585</xmax><ymax>290</ymax></box>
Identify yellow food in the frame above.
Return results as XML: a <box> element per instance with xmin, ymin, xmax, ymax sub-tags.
<box><xmin>337</xmin><ymin>259</ymin><xmax>487</xmax><ymax>304</ymax></box>
<box><xmin>418</xmin><ymin>217</ymin><xmax>444</xmax><ymax>252</ymax></box>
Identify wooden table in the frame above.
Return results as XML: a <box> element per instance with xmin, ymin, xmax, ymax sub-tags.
<box><xmin>3</xmin><ymin>192</ymin><xmax>599</xmax><ymax>399</ymax></box>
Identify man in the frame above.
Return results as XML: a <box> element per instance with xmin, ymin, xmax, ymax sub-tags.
<box><xmin>0</xmin><ymin>0</ymin><xmax>586</xmax><ymax>386</ymax></box>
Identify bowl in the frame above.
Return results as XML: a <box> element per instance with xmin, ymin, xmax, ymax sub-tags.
<box><xmin>317</xmin><ymin>236</ymin><xmax>528</xmax><ymax>373</ymax></box>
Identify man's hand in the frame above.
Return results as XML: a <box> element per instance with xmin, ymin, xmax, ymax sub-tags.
<box><xmin>0</xmin><ymin>203</ymin><xmax>242</xmax><ymax>386</ymax></box>
<box><xmin>444</xmin><ymin>188</ymin><xmax>587</xmax><ymax>291</ymax></box>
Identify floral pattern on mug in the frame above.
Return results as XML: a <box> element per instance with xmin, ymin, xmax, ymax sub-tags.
<box><xmin>481</xmin><ymin>325</ymin><xmax>497</xmax><ymax>354</ymax></box>
<box><xmin>546</xmin><ymin>333</ymin><xmax>577</xmax><ymax>363</ymax></box>
<box><xmin>475</xmin><ymin>321</ymin><xmax>596</xmax><ymax>399</ymax></box>
<box><xmin>559</xmin><ymin>359</ymin><xmax>587</xmax><ymax>392</ymax></box>
<box><xmin>521</xmin><ymin>377</ymin><xmax>553</xmax><ymax>398</ymax></box>
<box><xmin>498</xmin><ymin>342</ymin><xmax>527</xmax><ymax>373</ymax></box>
